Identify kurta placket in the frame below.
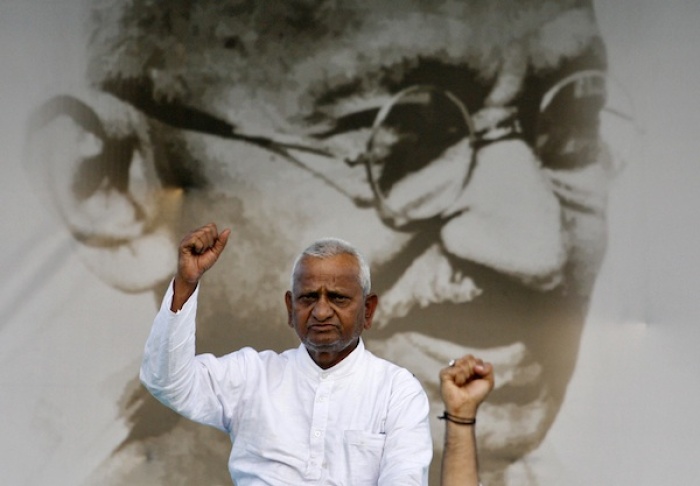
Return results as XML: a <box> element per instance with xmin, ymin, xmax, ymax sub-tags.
<box><xmin>306</xmin><ymin>370</ymin><xmax>334</xmax><ymax>479</ymax></box>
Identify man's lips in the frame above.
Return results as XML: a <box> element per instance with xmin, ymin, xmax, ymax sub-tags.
<box><xmin>308</xmin><ymin>323</ymin><xmax>338</xmax><ymax>332</ymax></box>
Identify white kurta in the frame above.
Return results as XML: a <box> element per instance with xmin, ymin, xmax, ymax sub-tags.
<box><xmin>140</xmin><ymin>283</ymin><xmax>432</xmax><ymax>485</ymax></box>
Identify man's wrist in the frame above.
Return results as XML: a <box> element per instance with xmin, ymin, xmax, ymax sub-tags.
<box><xmin>171</xmin><ymin>276</ymin><xmax>198</xmax><ymax>312</ymax></box>
<box><xmin>444</xmin><ymin>403</ymin><xmax>479</xmax><ymax>418</ymax></box>
<box><xmin>438</xmin><ymin>411</ymin><xmax>476</xmax><ymax>425</ymax></box>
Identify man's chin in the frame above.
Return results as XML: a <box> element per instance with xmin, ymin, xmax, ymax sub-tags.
<box><xmin>302</xmin><ymin>338</ymin><xmax>345</xmax><ymax>355</ymax></box>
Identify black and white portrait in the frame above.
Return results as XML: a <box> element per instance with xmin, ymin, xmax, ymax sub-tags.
<box><xmin>3</xmin><ymin>0</ymin><xmax>699</xmax><ymax>485</ymax></box>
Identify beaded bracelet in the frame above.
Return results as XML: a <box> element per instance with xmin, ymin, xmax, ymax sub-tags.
<box><xmin>438</xmin><ymin>411</ymin><xmax>476</xmax><ymax>425</ymax></box>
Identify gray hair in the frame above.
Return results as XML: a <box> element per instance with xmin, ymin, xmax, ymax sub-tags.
<box><xmin>290</xmin><ymin>237</ymin><xmax>371</xmax><ymax>296</ymax></box>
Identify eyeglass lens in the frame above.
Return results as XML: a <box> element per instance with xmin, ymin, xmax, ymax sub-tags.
<box><xmin>363</xmin><ymin>86</ymin><xmax>475</xmax><ymax>228</ymax></box>
<box><xmin>536</xmin><ymin>70</ymin><xmax>636</xmax><ymax>174</ymax></box>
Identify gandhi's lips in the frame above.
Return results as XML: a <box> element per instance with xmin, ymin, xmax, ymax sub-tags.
<box><xmin>365</xmin><ymin>244</ymin><xmax>587</xmax><ymax>413</ymax></box>
<box><xmin>486</xmin><ymin>377</ymin><xmax>545</xmax><ymax>405</ymax></box>
<box><xmin>367</xmin><ymin>330</ymin><xmax>548</xmax><ymax>407</ymax></box>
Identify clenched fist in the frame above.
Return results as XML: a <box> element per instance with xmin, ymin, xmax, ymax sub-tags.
<box><xmin>439</xmin><ymin>355</ymin><xmax>494</xmax><ymax>419</ymax></box>
<box><xmin>171</xmin><ymin>223</ymin><xmax>230</xmax><ymax>311</ymax></box>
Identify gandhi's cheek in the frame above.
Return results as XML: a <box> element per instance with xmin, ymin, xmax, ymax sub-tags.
<box><xmin>176</xmin><ymin>138</ymin><xmax>413</xmax><ymax>266</ymax></box>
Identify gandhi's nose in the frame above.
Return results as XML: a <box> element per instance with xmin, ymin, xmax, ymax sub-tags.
<box><xmin>439</xmin><ymin>139</ymin><xmax>566</xmax><ymax>289</ymax></box>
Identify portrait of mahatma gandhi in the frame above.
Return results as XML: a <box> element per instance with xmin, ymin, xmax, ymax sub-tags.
<box><xmin>25</xmin><ymin>0</ymin><xmax>627</xmax><ymax>484</ymax></box>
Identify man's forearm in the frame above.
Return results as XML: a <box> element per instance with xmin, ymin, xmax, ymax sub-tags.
<box><xmin>440</xmin><ymin>422</ymin><xmax>480</xmax><ymax>486</ymax></box>
<box><xmin>171</xmin><ymin>275</ymin><xmax>198</xmax><ymax>312</ymax></box>
<box><xmin>140</xmin><ymin>281</ymin><xmax>199</xmax><ymax>404</ymax></box>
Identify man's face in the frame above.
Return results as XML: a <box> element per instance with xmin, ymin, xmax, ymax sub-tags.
<box><xmin>40</xmin><ymin>0</ymin><xmax>610</xmax><ymax>480</ymax></box>
<box><xmin>285</xmin><ymin>255</ymin><xmax>375</xmax><ymax>368</ymax></box>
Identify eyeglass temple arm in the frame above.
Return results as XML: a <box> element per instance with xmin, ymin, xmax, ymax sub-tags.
<box><xmin>103</xmin><ymin>81</ymin><xmax>334</xmax><ymax>157</ymax></box>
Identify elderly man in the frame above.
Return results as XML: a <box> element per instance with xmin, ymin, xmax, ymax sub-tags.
<box><xmin>139</xmin><ymin>224</ymin><xmax>432</xmax><ymax>484</ymax></box>
<box><xmin>26</xmin><ymin>0</ymin><xmax>617</xmax><ymax>483</ymax></box>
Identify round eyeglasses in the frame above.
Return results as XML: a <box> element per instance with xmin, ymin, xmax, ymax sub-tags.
<box><xmin>345</xmin><ymin>85</ymin><xmax>478</xmax><ymax>229</ymax></box>
<box><xmin>86</xmin><ymin>71</ymin><xmax>634</xmax><ymax>230</ymax></box>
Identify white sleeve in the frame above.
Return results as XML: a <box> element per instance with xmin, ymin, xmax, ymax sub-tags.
<box><xmin>378</xmin><ymin>371</ymin><xmax>433</xmax><ymax>486</ymax></box>
<box><xmin>139</xmin><ymin>281</ymin><xmax>239</xmax><ymax>432</ymax></box>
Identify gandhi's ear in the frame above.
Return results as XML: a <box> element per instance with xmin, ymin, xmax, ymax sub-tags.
<box><xmin>24</xmin><ymin>92</ymin><xmax>182</xmax><ymax>292</ymax></box>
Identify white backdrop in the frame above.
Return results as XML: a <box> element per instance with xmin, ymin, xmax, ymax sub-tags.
<box><xmin>1</xmin><ymin>1</ymin><xmax>699</xmax><ymax>484</ymax></box>
<box><xmin>550</xmin><ymin>1</ymin><xmax>700</xmax><ymax>485</ymax></box>
<box><xmin>551</xmin><ymin>1</ymin><xmax>700</xmax><ymax>483</ymax></box>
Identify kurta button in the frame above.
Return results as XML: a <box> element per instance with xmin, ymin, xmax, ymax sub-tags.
<box><xmin>314</xmin><ymin>430</ymin><xmax>321</xmax><ymax>437</ymax></box>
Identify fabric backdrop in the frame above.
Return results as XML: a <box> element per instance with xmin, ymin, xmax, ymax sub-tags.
<box><xmin>1</xmin><ymin>1</ymin><xmax>699</xmax><ymax>485</ymax></box>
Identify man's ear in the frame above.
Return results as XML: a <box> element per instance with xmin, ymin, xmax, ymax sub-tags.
<box><xmin>285</xmin><ymin>291</ymin><xmax>294</xmax><ymax>327</ymax></box>
<box><xmin>363</xmin><ymin>294</ymin><xmax>379</xmax><ymax>330</ymax></box>
<box><xmin>24</xmin><ymin>91</ymin><xmax>182</xmax><ymax>292</ymax></box>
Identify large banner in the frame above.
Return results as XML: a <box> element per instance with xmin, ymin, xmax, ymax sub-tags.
<box><xmin>2</xmin><ymin>1</ymin><xmax>699</xmax><ymax>484</ymax></box>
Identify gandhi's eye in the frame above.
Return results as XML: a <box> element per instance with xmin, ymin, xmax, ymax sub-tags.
<box><xmin>314</xmin><ymin>108</ymin><xmax>379</xmax><ymax>138</ymax></box>
<box><xmin>535</xmin><ymin>72</ymin><xmax>607</xmax><ymax>171</ymax></box>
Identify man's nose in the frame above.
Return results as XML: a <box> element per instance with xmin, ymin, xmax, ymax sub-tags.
<box><xmin>311</xmin><ymin>296</ymin><xmax>334</xmax><ymax>320</ymax></box>
<box><xmin>439</xmin><ymin>139</ymin><xmax>566</xmax><ymax>288</ymax></box>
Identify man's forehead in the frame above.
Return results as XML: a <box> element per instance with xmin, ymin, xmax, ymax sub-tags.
<box><xmin>295</xmin><ymin>255</ymin><xmax>360</xmax><ymax>285</ymax></box>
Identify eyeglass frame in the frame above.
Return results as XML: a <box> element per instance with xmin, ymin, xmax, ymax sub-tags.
<box><xmin>104</xmin><ymin>69</ymin><xmax>631</xmax><ymax>226</ymax></box>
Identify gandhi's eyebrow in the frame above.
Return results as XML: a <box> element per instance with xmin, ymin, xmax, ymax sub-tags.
<box><xmin>102</xmin><ymin>78</ymin><xmax>238</xmax><ymax>136</ymax></box>
<box><xmin>101</xmin><ymin>78</ymin><xmax>336</xmax><ymax>156</ymax></box>
<box><xmin>305</xmin><ymin>57</ymin><xmax>477</xmax><ymax>130</ymax></box>
<box><xmin>312</xmin><ymin>77</ymin><xmax>367</xmax><ymax>110</ymax></box>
